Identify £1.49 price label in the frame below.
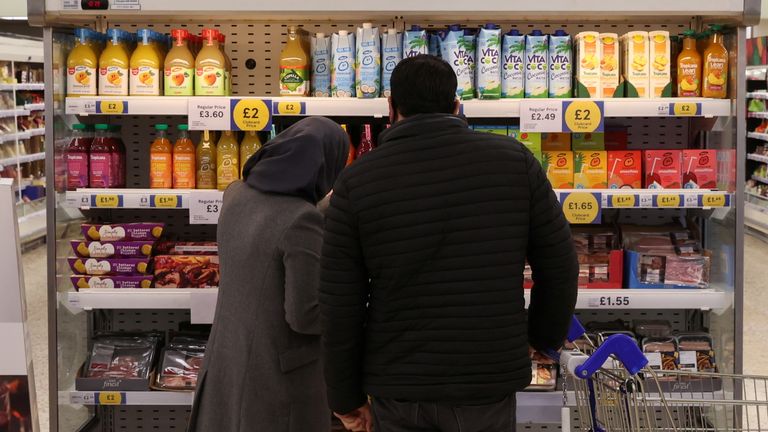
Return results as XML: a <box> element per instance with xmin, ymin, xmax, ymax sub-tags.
<box><xmin>560</xmin><ymin>192</ymin><xmax>602</xmax><ymax>224</ymax></box>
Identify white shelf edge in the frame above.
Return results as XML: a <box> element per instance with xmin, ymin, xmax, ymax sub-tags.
<box><xmin>747</xmin><ymin>153</ymin><xmax>768</xmax><ymax>163</ymax></box>
<box><xmin>747</xmin><ymin>132</ymin><xmax>768</xmax><ymax>142</ymax></box>
<box><xmin>0</xmin><ymin>108</ymin><xmax>29</xmax><ymax>118</ymax></box>
<box><xmin>748</xmin><ymin>92</ymin><xmax>768</xmax><ymax>100</ymax></box>
<box><xmin>0</xmin><ymin>152</ymin><xmax>46</xmax><ymax>168</ymax></box>
<box><xmin>27</xmin><ymin>128</ymin><xmax>45</xmax><ymax>137</ymax></box>
<box><xmin>0</xmin><ymin>131</ymin><xmax>30</xmax><ymax>144</ymax></box>
<box><xmin>752</xmin><ymin>175</ymin><xmax>768</xmax><ymax>185</ymax></box>
<box><xmin>23</xmin><ymin>103</ymin><xmax>45</xmax><ymax>111</ymax></box>
<box><xmin>748</xmin><ymin>112</ymin><xmax>768</xmax><ymax>119</ymax></box>
<box><xmin>62</xmin><ymin>390</ymin><xmax>194</xmax><ymax>406</ymax></box>
<box><xmin>746</xmin><ymin>191</ymin><xmax>768</xmax><ymax>201</ymax></box>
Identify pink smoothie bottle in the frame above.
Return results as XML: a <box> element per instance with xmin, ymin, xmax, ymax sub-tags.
<box><xmin>65</xmin><ymin>123</ymin><xmax>92</xmax><ymax>190</ymax></box>
<box><xmin>89</xmin><ymin>124</ymin><xmax>114</xmax><ymax>188</ymax></box>
<box><xmin>109</xmin><ymin>124</ymin><xmax>126</xmax><ymax>187</ymax></box>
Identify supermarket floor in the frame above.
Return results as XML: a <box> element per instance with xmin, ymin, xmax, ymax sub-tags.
<box><xmin>18</xmin><ymin>233</ymin><xmax>768</xmax><ymax>432</ymax></box>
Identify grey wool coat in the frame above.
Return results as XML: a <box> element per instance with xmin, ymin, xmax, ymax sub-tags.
<box><xmin>188</xmin><ymin>180</ymin><xmax>330</xmax><ymax>432</ymax></box>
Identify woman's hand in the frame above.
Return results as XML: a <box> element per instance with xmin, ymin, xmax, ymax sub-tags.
<box><xmin>334</xmin><ymin>403</ymin><xmax>373</xmax><ymax>432</ymax></box>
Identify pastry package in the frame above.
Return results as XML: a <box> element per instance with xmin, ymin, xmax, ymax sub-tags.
<box><xmin>71</xmin><ymin>240</ymin><xmax>155</xmax><ymax>258</ymax></box>
<box><xmin>526</xmin><ymin>358</ymin><xmax>557</xmax><ymax>391</ymax></box>
<box><xmin>153</xmin><ymin>256</ymin><xmax>220</xmax><ymax>288</ymax></box>
<box><xmin>71</xmin><ymin>275</ymin><xmax>154</xmax><ymax>290</ymax></box>
<box><xmin>69</xmin><ymin>257</ymin><xmax>151</xmax><ymax>275</ymax></box>
<box><xmin>676</xmin><ymin>332</ymin><xmax>716</xmax><ymax>373</ymax></box>
<box><xmin>82</xmin><ymin>223</ymin><xmax>165</xmax><ymax>242</ymax></box>
<box><xmin>154</xmin><ymin>336</ymin><xmax>207</xmax><ymax>390</ymax></box>
<box><xmin>642</xmin><ymin>337</ymin><xmax>678</xmax><ymax>372</ymax></box>
<box><xmin>155</xmin><ymin>241</ymin><xmax>219</xmax><ymax>255</ymax></box>
<box><xmin>84</xmin><ymin>333</ymin><xmax>161</xmax><ymax>380</ymax></box>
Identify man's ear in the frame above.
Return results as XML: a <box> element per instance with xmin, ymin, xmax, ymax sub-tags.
<box><xmin>452</xmin><ymin>99</ymin><xmax>461</xmax><ymax>115</ymax></box>
<box><xmin>388</xmin><ymin>96</ymin><xmax>397</xmax><ymax>124</ymax></box>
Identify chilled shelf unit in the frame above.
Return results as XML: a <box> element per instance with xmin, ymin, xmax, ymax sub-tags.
<box><xmin>36</xmin><ymin>1</ymin><xmax>751</xmax><ymax>431</ymax></box>
<box><xmin>746</xmin><ymin>54</ymin><xmax>768</xmax><ymax>236</ymax></box>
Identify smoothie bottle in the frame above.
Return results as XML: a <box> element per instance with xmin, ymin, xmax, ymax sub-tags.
<box><xmin>173</xmin><ymin>124</ymin><xmax>196</xmax><ymax>189</ymax></box>
<box><xmin>130</xmin><ymin>29</ymin><xmax>162</xmax><ymax>96</ymax></box>
<box><xmin>525</xmin><ymin>30</ymin><xmax>549</xmax><ymax>98</ymax></box>
<box><xmin>110</xmin><ymin>125</ymin><xmax>126</xmax><ymax>187</ymax></box>
<box><xmin>677</xmin><ymin>30</ymin><xmax>702</xmax><ymax>97</ymax></box>
<box><xmin>355</xmin><ymin>23</ymin><xmax>381</xmax><ymax>98</ymax></box>
<box><xmin>311</xmin><ymin>33</ymin><xmax>332</xmax><ymax>97</ymax></box>
<box><xmin>149</xmin><ymin>124</ymin><xmax>172</xmax><ymax>189</ymax></box>
<box><xmin>66</xmin><ymin>123</ymin><xmax>91</xmax><ymax>190</ymax></box>
<box><xmin>501</xmin><ymin>29</ymin><xmax>525</xmax><ymax>98</ymax></box>
<box><xmin>240</xmin><ymin>131</ymin><xmax>262</xmax><ymax>173</ymax></box>
<box><xmin>67</xmin><ymin>28</ymin><xmax>98</xmax><ymax>97</ymax></box>
<box><xmin>702</xmin><ymin>25</ymin><xmax>728</xmax><ymax>99</ymax></box>
<box><xmin>476</xmin><ymin>23</ymin><xmax>502</xmax><ymax>100</ymax></box>
<box><xmin>548</xmin><ymin>29</ymin><xmax>572</xmax><ymax>98</ymax></box>
<box><xmin>89</xmin><ymin>124</ymin><xmax>114</xmax><ymax>188</ymax></box>
<box><xmin>355</xmin><ymin>124</ymin><xmax>374</xmax><ymax>158</ymax></box>
<box><xmin>280</xmin><ymin>26</ymin><xmax>310</xmax><ymax>96</ymax></box>
<box><xmin>195</xmin><ymin>29</ymin><xmax>227</xmax><ymax>96</ymax></box>
<box><xmin>164</xmin><ymin>29</ymin><xmax>195</xmax><ymax>96</ymax></box>
<box><xmin>196</xmin><ymin>130</ymin><xmax>217</xmax><ymax>189</ymax></box>
<box><xmin>99</xmin><ymin>28</ymin><xmax>130</xmax><ymax>96</ymax></box>
<box><xmin>216</xmin><ymin>130</ymin><xmax>239</xmax><ymax>190</ymax></box>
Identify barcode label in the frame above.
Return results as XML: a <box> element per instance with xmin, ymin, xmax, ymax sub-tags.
<box><xmin>62</xmin><ymin>0</ymin><xmax>79</xmax><ymax>9</ymax></box>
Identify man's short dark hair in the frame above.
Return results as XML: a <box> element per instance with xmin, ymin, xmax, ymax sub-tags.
<box><xmin>390</xmin><ymin>55</ymin><xmax>457</xmax><ymax>117</ymax></box>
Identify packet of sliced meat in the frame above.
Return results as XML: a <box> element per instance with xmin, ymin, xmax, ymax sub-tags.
<box><xmin>676</xmin><ymin>333</ymin><xmax>716</xmax><ymax>372</ymax></box>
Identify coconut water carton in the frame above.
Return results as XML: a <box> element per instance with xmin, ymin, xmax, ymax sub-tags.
<box><xmin>331</xmin><ymin>31</ymin><xmax>356</xmax><ymax>98</ymax></box>
<box><xmin>501</xmin><ymin>29</ymin><xmax>525</xmax><ymax>98</ymax></box>
<box><xmin>440</xmin><ymin>25</ymin><xmax>474</xmax><ymax>100</ymax></box>
<box><xmin>403</xmin><ymin>25</ymin><xmax>428</xmax><ymax>58</ymax></box>
<box><xmin>356</xmin><ymin>23</ymin><xmax>381</xmax><ymax>98</ymax></box>
<box><xmin>428</xmin><ymin>31</ymin><xmax>441</xmax><ymax>57</ymax></box>
<box><xmin>525</xmin><ymin>30</ymin><xmax>549</xmax><ymax>98</ymax></box>
<box><xmin>548</xmin><ymin>29</ymin><xmax>572</xmax><ymax>98</ymax></box>
<box><xmin>476</xmin><ymin>23</ymin><xmax>502</xmax><ymax>99</ymax></box>
<box><xmin>381</xmin><ymin>29</ymin><xmax>402</xmax><ymax>97</ymax></box>
<box><xmin>311</xmin><ymin>33</ymin><xmax>331</xmax><ymax>97</ymax></box>
<box><xmin>464</xmin><ymin>30</ymin><xmax>477</xmax><ymax>98</ymax></box>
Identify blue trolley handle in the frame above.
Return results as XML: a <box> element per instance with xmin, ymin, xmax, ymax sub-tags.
<box><xmin>574</xmin><ymin>334</ymin><xmax>649</xmax><ymax>378</ymax></box>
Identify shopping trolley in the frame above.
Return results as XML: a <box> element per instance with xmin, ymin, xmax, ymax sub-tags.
<box><xmin>559</xmin><ymin>317</ymin><xmax>768</xmax><ymax>432</ymax></box>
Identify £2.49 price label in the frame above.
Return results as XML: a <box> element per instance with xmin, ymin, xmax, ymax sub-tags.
<box><xmin>560</xmin><ymin>192</ymin><xmax>602</xmax><ymax>224</ymax></box>
<box><xmin>519</xmin><ymin>100</ymin><xmax>562</xmax><ymax>133</ymax></box>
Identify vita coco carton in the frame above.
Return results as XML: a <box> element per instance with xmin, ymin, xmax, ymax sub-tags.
<box><xmin>501</xmin><ymin>30</ymin><xmax>525</xmax><ymax>98</ymax></box>
<box><xmin>525</xmin><ymin>30</ymin><xmax>549</xmax><ymax>98</ymax></box>
<box><xmin>574</xmin><ymin>151</ymin><xmax>608</xmax><ymax>189</ymax></box>
<box><xmin>682</xmin><ymin>149</ymin><xmax>717</xmax><ymax>189</ymax></box>
<box><xmin>574</xmin><ymin>31</ymin><xmax>601</xmax><ymax>98</ymax></box>
<box><xmin>622</xmin><ymin>31</ymin><xmax>650</xmax><ymax>98</ymax></box>
<box><xmin>543</xmin><ymin>151</ymin><xmax>574</xmax><ymax>188</ymax></box>
<box><xmin>649</xmin><ymin>31</ymin><xmax>672</xmax><ymax>97</ymax></box>
<box><xmin>644</xmin><ymin>150</ymin><xmax>682</xmax><ymax>189</ymax></box>
<box><xmin>608</xmin><ymin>151</ymin><xmax>643</xmax><ymax>189</ymax></box>
<box><xmin>509</xmin><ymin>128</ymin><xmax>542</xmax><ymax>162</ymax></box>
<box><xmin>548</xmin><ymin>29</ymin><xmax>572</xmax><ymax>98</ymax></box>
<box><xmin>572</xmin><ymin>133</ymin><xmax>605</xmax><ymax>151</ymax></box>
<box><xmin>542</xmin><ymin>133</ymin><xmax>571</xmax><ymax>151</ymax></box>
<box><xmin>599</xmin><ymin>33</ymin><xmax>620</xmax><ymax>97</ymax></box>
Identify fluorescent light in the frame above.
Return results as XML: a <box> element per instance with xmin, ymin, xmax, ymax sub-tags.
<box><xmin>0</xmin><ymin>17</ymin><xmax>27</xmax><ymax>20</ymax></box>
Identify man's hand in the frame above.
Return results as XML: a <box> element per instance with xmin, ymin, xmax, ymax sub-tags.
<box><xmin>334</xmin><ymin>403</ymin><xmax>373</xmax><ymax>432</ymax></box>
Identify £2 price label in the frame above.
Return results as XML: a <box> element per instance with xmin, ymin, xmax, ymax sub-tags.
<box><xmin>231</xmin><ymin>98</ymin><xmax>272</xmax><ymax>131</ymax></box>
<box><xmin>275</xmin><ymin>101</ymin><xmax>306</xmax><ymax>115</ymax></box>
<box><xmin>97</xmin><ymin>392</ymin><xmax>124</xmax><ymax>405</ymax></box>
<box><xmin>563</xmin><ymin>100</ymin><xmax>604</xmax><ymax>133</ymax></box>
<box><xmin>97</xmin><ymin>101</ymin><xmax>127</xmax><ymax>114</ymax></box>
<box><xmin>670</xmin><ymin>102</ymin><xmax>701</xmax><ymax>117</ymax></box>
<box><xmin>560</xmin><ymin>192</ymin><xmax>601</xmax><ymax>224</ymax></box>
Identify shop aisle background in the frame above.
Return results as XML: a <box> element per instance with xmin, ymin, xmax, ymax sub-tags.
<box><xmin>19</xmin><ymin>233</ymin><xmax>768</xmax><ymax>432</ymax></box>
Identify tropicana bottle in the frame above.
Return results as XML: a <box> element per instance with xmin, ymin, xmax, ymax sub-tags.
<box><xmin>701</xmin><ymin>25</ymin><xmax>728</xmax><ymax>99</ymax></box>
<box><xmin>676</xmin><ymin>30</ymin><xmax>702</xmax><ymax>97</ymax></box>
<box><xmin>173</xmin><ymin>124</ymin><xmax>196</xmax><ymax>189</ymax></box>
<box><xmin>217</xmin><ymin>130</ymin><xmax>240</xmax><ymax>190</ymax></box>
<box><xmin>149</xmin><ymin>124</ymin><xmax>172</xmax><ymax>188</ymax></box>
<box><xmin>196</xmin><ymin>130</ymin><xmax>217</xmax><ymax>189</ymax></box>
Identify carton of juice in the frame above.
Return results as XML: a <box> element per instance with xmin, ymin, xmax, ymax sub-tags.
<box><xmin>355</xmin><ymin>23</ymin><xmax>381</xmax><ymax>98</ymax></box>
<box><xmin>441</xmin><ymin>25</ymin><xmax>475</xmax><ymax>100</ymax></box>
<box><xmin>476</xmin><ymin>24</ymin><xmax>502</xmax><ymax>99</ymax></box>
<box><xmin>543</xmin><ymin>151</ymin><xmax>574</xmax><ymax>188</ymax></box>
<box><xmin>542</xmin><ymin>133</ymin><xmax>571</xmax><ymax>151</ymax></box>
<box><xmin>474</xmin><ymin>125</ymin><xmax>507</xmax><ymax>135</ymax></box>
<box><xmin>403</xmin><ymin>25</ymin><xmax>428</xmax><ymax>58</ymax></box>
<box><xmin>622</xmin><ymin>31</ymin><xmax>650</xmax><ymax>98</ymax></box>
<box><xmin>599</xmin><ymin>33</ymin><xmax>620</xmax><ymax>97</ymax></box>
<box><xmin>501</xmin><ymin>30</ymin><xmax>525</xmax><ymax>98</ymax></box>
<box><xmin>331</xmin><ymin>31</ymin><xmax>356</xmax><ymax>97</ymax></box>
<box><xmin>574</xmin><ymin>151</ymin><xmax>608</xmax><ymax>189</ymax></box>
<box><xmin>548</xmin><ymin>30</ymin><xmax>572</xmax><ymax>98</ymax></box>
<box><xmin>649</xmin><ymin>31</ymin><xmax>671</xmax><ymax>97</ymax></box>
<box><xmin>574</xmin><ymin>31</ymin><xmax>601</xmax><ymax>98</ymax></box>
<box><xmin>311</xmin><ymin>33</ymin><xmax>332</xmax><ymax>97</ymax></box>
<box><xmin>682</xmin><ymin>150</ymin><xmax>717</xmax><ymax>189</ymax></box>
<box><xmin>644</xmin><ymin>150</ymin><xmax>682</xmax><ymax>189</ymax></box>
<box><xmin>380</xmin><ymin>29</ymin><xmax>402</xmax><ymax>98</ymax></box>
<box><xmin>524</xmin><ymin>30</ymin><xmax>549</xmax><ymax>98</ymax></box>
<box><xmin>607</xmin><ymin>151</ymin><xmax>642</xmax><ymax>189</ymax></box>
<box><xmin>509</xmin><ymin>128</ymin><xmax>542</xmax><ymax>162</ymax></box>
<box><xmin>572</xmin><ymin>133</ymin><xmax>605</xmax><ymax>151</ymax></box>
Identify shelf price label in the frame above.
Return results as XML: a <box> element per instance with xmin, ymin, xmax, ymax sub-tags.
<box><xmin>610</xmin><ymin>194</ymin><xmax>637</xmax><ymax>208</ymax></box>
<box><xmin>189</xmin><ymin>190</ymin><xmax>224</xmax><ymax>224</ymax></box>
<box><xmin>274</xmin><ymin>101</ymin><xmax>306</xmax><ymax>115</ymax></box>
<box><xmin>231</xmin><ymin>98</ymin><xmax>272</xmax><ymax>131</ymax></box>
<box><xmin>656</xmin><ymin>194</ymin><xmax>682</xmax><ymax>208</ymax></box>
<box><xmin>91</xmin><ymin>194</ymin><xmax>122</xmax><ymax>208</ymax></box>
<box><xmin>701</xmin><ymin>193</ymin><xmax>727</xmax><ymax>208</ymax></box>
<box><xmin>96</xmin><ymin>392</ymin><xmax>125</xmax><ymax>405</ymax></box>
<box><xmin>669</xmin><ymin>102</ymin><xmax>701</xmax><ymax>117</ymax></box>
<box><xmin>563</xmin><ymin>100</ymin><xmax>604</xmax><ymax>133</ymax></box>
<box><xmin>520</xmin><ymin>100</ymin><xmax>562</xmax><ymax>133</ymax></box>
<box><xmin>96</xmin><ymin>101</ymin><xmax>128</xmax><ymax>114</ymax></box>
<box><xmin>560</xmin><ymin>192</ymin><xmax>601</xmax><ymax>224</ymax></box>
<box><xmin>151</xmin><ymin>194</ymin><xmax>182</xmax><ymax>208</ymax></box>
<box><xmin>588</xmin><ymin>295</ymin><xmax>631</xmax><ymax>308</ymax></box>
<box><xmin>188</xmin><ymin>98</ymin><xmax>231</xmax><ymax>131</ymax></box>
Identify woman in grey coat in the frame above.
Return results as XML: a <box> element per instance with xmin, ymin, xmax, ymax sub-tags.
<box><xmin>187</xmin><ymin>117</ymin><xmax>350</xmax><ymax>432</ymax></box>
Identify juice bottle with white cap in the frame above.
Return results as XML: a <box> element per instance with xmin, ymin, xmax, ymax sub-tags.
<box><xmin>280</xmin><ymin>26</ymin><xmax>309</xmax><ymax>96</ymax></box>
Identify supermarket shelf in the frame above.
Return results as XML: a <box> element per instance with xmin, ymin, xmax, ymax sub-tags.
<box><xmin>18</xmin><ymin>208</ymin><xmax>46</xmax><ymax>244</ymax></box>
<box><xmin>23</xmin><ymin>103</ymin><xmax>45</xmax><ymax>111</ymax></box>
<box><xmin>747</xmin><ymin>153</ymin><xmax>768</xmax><ymax>163</ymax></box>
<box><xmin>0</xmin><ymin>152</ymin><xmax>46</xmax><ymax>168</ymax></box>
<box><xmin>0</xmin><ymin>131</ymin><xmax>29</xmax><ymax>144</ymax></box>
<box><xmin>67</xmin><ymin>289</ymin><xmax>217</xmax><ymax>311</ymax></box>
<box><xmin>747</xmin><ymin>112</ymin><xmax>768</xmax><ymax>119</ymax></box>
<box><xmin>747</xmin><ymin>132</ymin><xmax>768</xmax><ymax>142</ymax></box>
<box><xmin>0</xmin><ymin>83</ymin><xmax>45</xmax><ymax>91</ymax></box>
<box><xmin>62</xmin><ymin>390</ymin><xmax>194</xmax><ymax>406</ymax></box>
<box><xmin>746</xmin><ymin>201</ymin><xmax>768</xmax><ymax>236</ymax></box>
<box><xmin>0</xmin><ymin>108</ymin><xmax>29</xmax><ymax>118</ymax></box>
<box><xmin>752</xmin><ymin>175</ymin><xmax>768</xmax><ymax>184</ymax></box>
<box><xmin>748</xmin><ymin>91</ymin><xmax>768</xmax><ymax>100</ymax></box>
<box><xmin>746</xmin><ymin>191</ymin><xmax>768</xmax><ymax>201</ymax></box>
<box><xmin>65</xmin><ymin>96</ymin><xmax>732</xmax><ymax>118</ymax></box>
<box><xmin>26</xmin><ymin>128</ymin><xmax>45</xmax><ymax>137</ymax></box>
<box><xmin>64</xmin><ymin>188</ymin><xmax>733</xmax><ymax>210</ymax></box>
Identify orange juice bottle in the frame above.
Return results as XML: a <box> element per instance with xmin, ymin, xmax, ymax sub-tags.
<box><xmin>67</xmin><ymin>28</ymin><xmax>98</xmax><ymax>97</ymax></box>
<box><xmin>149</xmin><ymin>124</ymin><xmax>172</xmax><ymax>188</ymax></box>
<box><xmin>218</xmin><ymin>33</ymin><xmax>233</xmax><ymax>95</ymax></box>
<box><xmin>173</xmin><ymin>124</ymin><xmax>196</xmax><ymax>189</ymax></box>
<box><xmin>677</xmin><ymin>30</ymin><xmax>701</xmax><ymax>97</ymax></box>
<box><xmin>196</xmin><ymin>130</ymin><xmax>217</xmax><ymax>189</ymax></box>
<box><xmin>217</xmin><ymin>130</ymin><xmax>240</xmax><ymax>190</ymax></box>
<box><xmin>702</xmin><ymin>25</ymin><xmax>728</xmax><ymax>99</ymax></box>
<box><xmin>99</xmin><ymin>28</ymin><xmax>130</xmax><ymax>96</ymax></box>
<box><xmin>130</xmin><ymin>29</ymin><xmax>162</xmax><ymax>96</ymax></box>
<box><xmin>195</xmin><ymin>29</ymin><xmax>226</xmax><ymax>96</ymax></box>
<box><xmin>280</xmin><ymin>26</ymin><xmax>310</xmax><ymax>96</ymax></box>
<box><xmin>240</xmin><ymin>131</ymin><xmax>262</xmax><ymax>173</ymax></box>
<box><xmin>164</xmin><ymin>29</ymin><xmax>195</xmax><ymax>96</ymax></box>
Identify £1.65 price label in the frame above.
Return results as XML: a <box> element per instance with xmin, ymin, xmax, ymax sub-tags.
<box><xmin>231</xmin><ymin>98</ymin><xmax>272</xmax><ymax>131</ymax></box>
<box><xmin>519</xmin><ymin>100</ymin><xmax>562</xmax><ymax>133</ymax></box>
<box><xmin>188</xmin><ymin>98</ymin><xmax>230</xmax><ymax>131</ymax></box>
<box><xmin>563</xmin><ymin>100</ymin><xmax>604</xmax><ymax>133</ymax></box>
<box><xmin>560</xmin><ymin>192</ymin><xmax>602</xmax><ymax>224</ymax></box>
<box><xmin>189</xmin><ymin>190</ymin><xmax>224</xmax><ymax>225</ymax></box>
<box><xmin>701</xmin><ymin>193</ymin><xmax>727</xmax><ymax>208</ymax></box>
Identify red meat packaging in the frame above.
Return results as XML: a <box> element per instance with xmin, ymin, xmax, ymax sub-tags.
<box><xmin>153</xmin><ymin>255</ymin><xmax>220</xmax><ymax>288</ymax></box>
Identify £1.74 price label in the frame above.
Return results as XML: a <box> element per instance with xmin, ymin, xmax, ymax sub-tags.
<box><xmin>560</xmin><ymin>192</ymin><xmax>602</xmax><ymax>224</ymax></box>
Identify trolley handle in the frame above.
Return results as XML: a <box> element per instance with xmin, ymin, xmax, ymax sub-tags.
<box><xmin>573</xmin><ymin>334</ymin><xmax>648</xmax><ymax>378</ymax></box>
<box><xmin>567</xmin><ymin>315</ymin><xmax>586</xmax><ymax>343</ymax></box>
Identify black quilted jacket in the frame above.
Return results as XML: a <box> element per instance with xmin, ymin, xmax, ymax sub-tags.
<box><xmin>320</xmin><ymin>113</ymin><xmax>578</xmax><ymax>414</ymax></box>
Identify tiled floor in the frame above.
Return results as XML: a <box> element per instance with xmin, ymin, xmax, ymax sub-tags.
<box><xmin>19</xmin><ymin>234</ymin><xmax>768</xmax><ymax>431</ymax></box>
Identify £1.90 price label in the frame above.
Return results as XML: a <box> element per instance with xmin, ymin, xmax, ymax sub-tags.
<box><xmin>231</xmin><ymin>98</ymin><xmax>272</xmax><ymax>131</ymax></box>
<box><xmin>562</xmin><ymin>100</ymin><xmax>604</xmax><ymax>133</ymax></box>
<box><xmin>560</xmin><ymin>192</ymin><xmax>601</xmax><ymax>224</ymax></box>
<box><xmin>189</xmin><ymin>190</ymin><xmax>224</xmax><ymax>225</ymax></box>
<box><xmin>188</xmin><ymin>98</ymin><xmax>230</xmax><ymax>131</ymax></box>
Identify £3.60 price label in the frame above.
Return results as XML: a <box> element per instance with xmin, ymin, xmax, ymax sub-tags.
<box><xmin>232</xmin><ymin>98</ymin><xmax>272</xmax><ymax>131</ymax></box>
<box><xmin>188</xmin><ymin>98</ymin><xmax>230</xmax><ymax>131</ymax></box>
<box><xmin>562</xmin><ymin>100</ymin><xmax>604</xmax><ymax>133</ymax></box>
<box><xmin>189</xmin><ymin>190</ymin><xmax>224</xmax><ymax>224</ymax></box>
<box><xmin>560</xmin><ymin>192</ymin><xmax>601</xmax><ymax>224</ymax></box>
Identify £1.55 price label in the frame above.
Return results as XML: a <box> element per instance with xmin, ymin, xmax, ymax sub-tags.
<box><xmin>562</xmin><ymin>100</ymin><xmax>604</xmax><ymax>133</ymax></box>
<box><xmin>231</xmin><ymin>98</ymin><xmax>272</xmax><ymax>131</ymax></box>
<box><xmin>188</xmin><ymin>98</ymin><xmax>230</xmax><ymax>131</ymax></box>
<box><xmin>189</xmin><ymin>190</ymin><xmax>224</xmax><ymax>225</ymax></box>
<box><xmin>560</xmin><ymin>192</ymin><xmax>602</xmax><ymax>224</ymax></box>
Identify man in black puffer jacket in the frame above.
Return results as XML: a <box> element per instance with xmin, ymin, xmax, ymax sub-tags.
<box><xmin>320</xmin><ymin>55</ymin><xmax>578</xmax><ymax>432</ymax></box>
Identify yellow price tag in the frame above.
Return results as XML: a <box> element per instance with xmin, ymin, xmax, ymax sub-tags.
<box><xmin>611</xmin><ymin>194</ymin><xmax>636</xmax><ymax>208</ymax></box>
<box><xmin>672</xmin><ymin>102</ymin><xmax>699</xmax><ymax>116</ymax></box>
<box><xmin>657</xmin><ymin>194</ymin><xmax>681</xmax><ymax>208</ymax></box>
<box><xmin>702</xmin><ymin>193</ymin><xmax>726</xmax><ymax>207</ymax></box>
<box><xmin>94</xmin><ymin>194</ymin><xmax>120</xmax><ymax>208</ymax></box>
<box><xmin>562</xmin><ymin>192</ymin><xmax>600</xmax><ymax>224</ymax></box>
<box><xmin>152</xmin><ymin>195</ymin><xmax>179</xmax><ymax>208</ymax></box>
<box><xmin>98</xmin><ymin>101</ymin><xmax>126</xmax><ymax>114</ymax></box>
<box><xmin>232</xmin><ymin>98</ymin><xmax>271</xmax><ymax>131</ymax></box>
<box><xmin>98</xmin><ymin>392</ymin><xmax>123</xmax><ymax>405</ymax></box>
<box><xmin>564</xmin><ymin>100</ymin><xmax>603</xmax><ymax>133</ymax></box>
<box><xmin>276</xmin><ymin>101</ymin><xmax>304</xmax><ymax>115</ymax></box>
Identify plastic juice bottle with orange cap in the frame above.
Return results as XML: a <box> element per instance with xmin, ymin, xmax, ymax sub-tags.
<box><xmin>130</xmin><ymin>29</ymin><xmax>162</xmax><ymax>96</ymax></box>
<box><xmin>164</xmin><ymin>29</ymin><xmax>195</xmax><ymax>96</ymax></box>
<box><xmin>218</xmin><ymin>33</ymin><xmax>233</xmax><ymax>95</ymax></box>
<box><xmin>702</xmin><ymin>25</ymin><xmax>728</xmax><ymax>99</ymax></box>
<box><xmin>67</xmin><ymin>28</ymin><xmax>98</xmax><ymax>97</ymax></box>
<box><xmin>150</xmin><ymin>124</ymin><xmax>173</xmax><ymax>188</ymax></box>
<box><xmin>195</xmin><ymin>29</ymin><xmax>227</xmax><ymax>96</ymax></box>
<box><xmin>173</xmin><ymin>124</ymin><xmax>196</xmax><ymax>189</ymax></box>
<box><xmin>676</xmin><ymin>30</ymin><xmax>701</xmax><ymax>97</ymax></box>
<box><xmin>99</xmin><ymin>28</ymin><xmax>130</xmax><ymax>96</ymax></box>
<box><xmin>217</xmin><ymin>130</ymin><xmax>240</xmax><ymax>190</ymax></box>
